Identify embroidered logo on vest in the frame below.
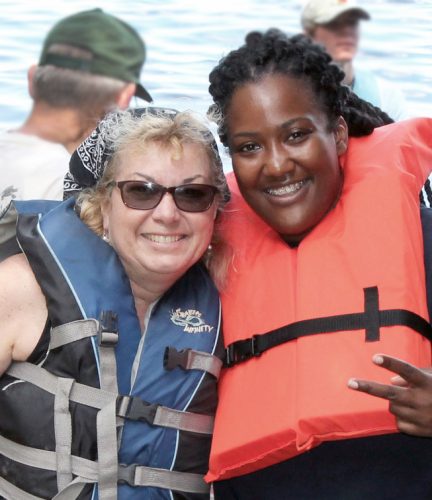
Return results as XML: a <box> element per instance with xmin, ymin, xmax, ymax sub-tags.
<box><xmin>170</xmin><ymin>308</ymin><xmax>214</xmax><ymax>333</ymax></box>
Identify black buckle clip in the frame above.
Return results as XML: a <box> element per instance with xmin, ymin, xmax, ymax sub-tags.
<box><xmin>116</xmin><ymin>396</ymin><xmax>158</xmax><ymax>425</ymax></box>
<box><xmin>163</xmin><ymin>346</ymin><xmax>190</xmax><ymax>371</ymax></box>
<box><xmin>224</xmin><ymin>335</ymin><xmax>262</xmax><ymax>367</ymax></box>
<box><xmin>98</xmin><ymin>310</ymin><xmax>118</xmax><ymax>347</ymax></box>
<box><xmin>118</xmin><ymin>463</ymin><xmax>137</xmax><ymax>485</ymax></box>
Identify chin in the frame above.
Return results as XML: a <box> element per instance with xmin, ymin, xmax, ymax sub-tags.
<box><xmin>150</xmin><ymin>257</ymin><xmax>195</xmax><ymax>277</ymax></box>
<box><xmin>152</xmin><ymin>263</ymin><xmax>188</xmax><ymax>277</ymax></box>
<box><xmin>335</xmin><ymin>50</ymin><xmax>356</xmax><ymax>62</ymax></box>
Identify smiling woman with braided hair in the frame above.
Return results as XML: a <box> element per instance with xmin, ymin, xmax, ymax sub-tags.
<box><xmin>206</xmin><ymin>29</ymin><xmax>432</xmax><ymax>499</ymax></box>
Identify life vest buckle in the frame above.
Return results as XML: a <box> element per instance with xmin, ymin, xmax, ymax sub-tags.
<box><xmin>164</xmin><ymin>346</ymin><xmax>191</xmax><ymax>371</ymax></box>
<box><xmin>98</xmin><ymin>310</ymin><xmax>119</xmax><ymax>346</ymax></box>
<box><xmin>224</xmin><ymin>335</ymin><xmax>262</xmax><ymax>367</ymax></box>
<box><xmin>118</xmin><ymin>463</ymin><xmax>137</xmax><ymax>485</ymax></box>
<box><xmin>116</xmin><ymin>395</ymin><xmax>158</xmax><ymax>424</ymax></box>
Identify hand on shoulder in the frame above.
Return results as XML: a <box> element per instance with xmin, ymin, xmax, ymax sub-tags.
<box><xmin>0</xmin><ymin>253</ymin><xmax>47</xmax><ymax>375</ymax></box>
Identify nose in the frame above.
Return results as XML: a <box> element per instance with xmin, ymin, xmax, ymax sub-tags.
<box><xmin>264</xmin><ymin>143</ymin><xmax>294</xmax><ymax>177</ymax></box>
<box><xmin>151</xmin><ymin>192</ymin><xmax>181</xmax><ymax>223</ymax></box>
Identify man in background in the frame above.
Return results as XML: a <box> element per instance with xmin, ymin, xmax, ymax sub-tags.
<box><xmin>301</xmin><ymin>0</ymin><xmax>409</xmax><ymax>121</ymax></box>
<box><xmin>0</xmin><ymin>8</ymin><xmax>152</xmax><ymax>260</ymax></box>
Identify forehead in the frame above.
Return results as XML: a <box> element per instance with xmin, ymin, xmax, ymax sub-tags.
<box><xmin>321</xmin><ymin>12</ymin><xmax>361</xmax><ymax>29</ymax></box>
<box><xmin>116</xmin><ymin>141</ymin><xmax>213</xmax><ymax>180</ymax></box>
<box><xmin>227</xmin><ymin>74</ymin><xmax>324</xmax><ymax>128</ymax></box>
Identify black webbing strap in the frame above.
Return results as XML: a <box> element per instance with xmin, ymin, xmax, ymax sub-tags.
<box><xmin>364</xmin><ymin>286</ymin><xmax>380</xmax><ymax>341</ymax></box>
<box><xmin>224</xmin><ymin>287</ymin><xmax>432</xmax><ymax>367</ymax></box>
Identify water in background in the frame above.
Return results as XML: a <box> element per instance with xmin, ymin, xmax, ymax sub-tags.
<box><xmin>1</xmin><ymin>0</ymin><xmax>431</xmax><ymax>169</ymax></box>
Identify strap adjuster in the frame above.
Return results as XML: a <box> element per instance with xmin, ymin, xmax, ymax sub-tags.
<box><xmin>118</xmin><ymin>464</ymin><xmax>137</xmax><ymax>486</ymax></box>
<box><xmin>98</xmin><ymin>310</ymin><xmax>118</xmax><ymax>346</ymax></box>
<box><xmin>116</xmin><ymin>395</ymin><xmax>158</xmax><ymax>424</ymax></box>
<box><xmin>224</xmin><ymin>335</ymin><xmax>262</xmax><ymax>367</ymax></box>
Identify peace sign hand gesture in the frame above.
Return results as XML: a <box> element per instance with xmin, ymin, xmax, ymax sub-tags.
<box><xmin>348</xmin><ymin>354</ymin><xmax>432</xmax><ymax>437</ymax></box>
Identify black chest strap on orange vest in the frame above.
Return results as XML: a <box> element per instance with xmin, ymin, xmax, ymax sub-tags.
<box><xmin>224</xmin><ymin>287</ymin><xmax>432</xmax><ymax>367</ymax></box>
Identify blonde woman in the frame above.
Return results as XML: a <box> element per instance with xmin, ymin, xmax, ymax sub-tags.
<box><xmin>0</xmin><ymin>108</ymin><xmax>229</xmax><ymax>499</ymax></box>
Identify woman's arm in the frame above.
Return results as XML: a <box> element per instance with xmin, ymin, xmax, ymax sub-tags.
<box><xmin>0</xmin><ymin>254</ymin><xmax>47</xmax><ymax>376</ymax></box>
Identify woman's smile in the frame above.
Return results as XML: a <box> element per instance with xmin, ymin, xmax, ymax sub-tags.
<box><xmin>264</xmin><ymin>178</ymin><xmax>311</xmax><ymax>200</ymax></box>
<box><xmin>142</xmin><ymin>233</ymin><xmax>185</xmax><ymax>244</ymax></box>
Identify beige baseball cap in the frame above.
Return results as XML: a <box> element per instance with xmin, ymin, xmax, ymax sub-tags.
<box><xmin>301</xmin><ymin>0</ymin><xmax>370</xmax><ymax>31</ymax></box>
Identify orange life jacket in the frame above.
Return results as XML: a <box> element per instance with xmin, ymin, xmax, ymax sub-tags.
<box><xmin>207</xmin><ymin>118</ymin><xmax>432</xmax><ymax>482</ymax></box>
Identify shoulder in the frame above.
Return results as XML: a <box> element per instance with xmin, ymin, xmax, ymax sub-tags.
<box><xmin>0</xmin><ymin>252</ymin><xmax>34</xmax><ymax>280</ymax></box>
<box><xmin>353</xmin><ymin>67</ymin><xmax>411</xmax><ymax>121</ymax></box>
<box><xmin>0</xmin><ymin>254</ymin><xmax>47</xmax><ymax>374</ymax></box>
<box><xmin>0</xmin><ymin>253</ymin><xmax>46</xmax><ymax>317</ymax></box>
<box><xmin>0</xmin><ymin>135</ymin><xmax>68</xmax><ymax>200</ymax></box>
<box><xmin>375</xmin><ymin>77</ymin><xmax>411</xmax><ymax>121</ymax></box>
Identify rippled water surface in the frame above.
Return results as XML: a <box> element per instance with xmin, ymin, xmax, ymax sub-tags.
<box><xmin>1</xmin><ymin>0</ymin><xmax>431</xmax><ymax>152</ymax></box>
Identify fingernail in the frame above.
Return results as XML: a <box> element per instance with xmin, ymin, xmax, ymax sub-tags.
<box><xmin>373</xmin><ymin>355</ymin><xmax>384</xmax><ymax>365</ymax></box>
<box><xmin>348</xmin><ymin>379</ymin><xmax>359</xmax><ymax>389</ymax></box>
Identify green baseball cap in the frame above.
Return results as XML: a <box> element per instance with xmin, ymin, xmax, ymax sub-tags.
<box><xmin>39</xmin><ymin>8</ymin><xmax>152</xmax><ymax>102</ymax></box>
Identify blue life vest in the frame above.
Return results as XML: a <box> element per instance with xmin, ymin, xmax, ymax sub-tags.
<box><xmin>0</xmin><ymin>198</ymin><xmax>223</xmax><ymax>500</ymax></box>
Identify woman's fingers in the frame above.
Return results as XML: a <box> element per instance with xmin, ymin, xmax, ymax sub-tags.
<box><xmin>347</xmin><ymin>378</ymin><xmax>403</xmax><ymax>401</ymax></box>
<box><xmin>371</xmin><ymin>354</ymin><xmax>429</xmax><ymax>387</ymax></box>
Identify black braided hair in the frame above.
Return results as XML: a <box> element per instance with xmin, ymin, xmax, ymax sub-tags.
<box><xmin>208</xmin><ymin>29</ymin><xmax>393</xmax><ymax>147</ymax></box>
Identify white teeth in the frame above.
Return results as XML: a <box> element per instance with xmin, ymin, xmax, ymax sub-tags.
<box><xmin>145</xmin><ymin>234</ymin><xmax>182</xmax><ymax>243</ymax></box>
<box><xmin>266</xmin><ymin>180</ymin><xmax>306</xmax><ymax>196</ymax></box>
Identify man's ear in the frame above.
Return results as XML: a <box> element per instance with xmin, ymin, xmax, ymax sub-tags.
<box><xmin>117</xmin><ymin>83</ymin><xmax>137</xmax><ymax>109</ymax></box>
<box><xmin>334</xmin><ymin>116</ymin><xmax>348</xmax><ymax>156</ymax></box>
<box><xmin>27</xmin><ymin>64</ymin><xmax>38</xmax><ymax>98</ymax></box>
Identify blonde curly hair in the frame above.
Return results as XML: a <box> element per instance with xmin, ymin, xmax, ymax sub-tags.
<box><xmin>77</xmin><ymin>109</ymin><xmax>231</xmax><ymax>289</ymax></box>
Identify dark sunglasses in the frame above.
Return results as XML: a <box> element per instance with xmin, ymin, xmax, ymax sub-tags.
<box><xmin>112</xmin><ymin>180</ymin><xmax>218</xmax><ymax>212</ymax></box>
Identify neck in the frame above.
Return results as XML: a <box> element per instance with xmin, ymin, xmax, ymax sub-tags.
<box><xmin>17</xmin><ymin>103</ymin><xmax>95</xmax><ymax>153</ymax></box>
<box><xmin>130</xmin><ymin>273</ymin><xmax>181</xmax><ymax>330</ymax></box>
<box><xmin>337</xmin><ymin>61</ymin><xmax>355</xmax><ymax>87</ymax></box>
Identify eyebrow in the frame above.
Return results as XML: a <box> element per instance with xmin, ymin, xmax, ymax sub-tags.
<box><xmin>231</xmin><ymin>118</ymin><xmax>304</xmax><ymax>139</ymax></box>
<box><xmin>133</xmin><ymin>173</ymin><xmax>207</xmax><ymax>184</ymax></box>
